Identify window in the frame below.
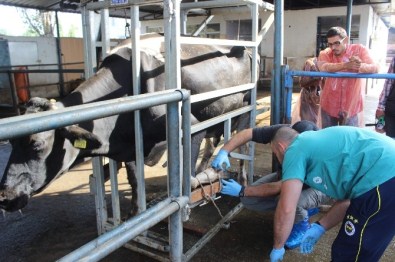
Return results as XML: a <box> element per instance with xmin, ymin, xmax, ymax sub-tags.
<box><xmin>187</xmin><ymin>23</ymin><xmax>220</xmax><ymax>38</ymax></box>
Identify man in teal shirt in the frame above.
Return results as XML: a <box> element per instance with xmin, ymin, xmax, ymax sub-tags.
<box><xmin>269</xmin><ymin>126</ymin><xmax>395</xmax><ymax>262</ymax></box>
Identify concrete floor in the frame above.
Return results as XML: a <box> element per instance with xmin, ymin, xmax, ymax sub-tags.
<box><xmin>1</xmin><ymin>90</ymin><xmax>394</xmax><ymax>262</ymax></box>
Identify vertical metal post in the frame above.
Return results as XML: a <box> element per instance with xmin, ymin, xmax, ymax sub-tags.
<box><xmin>7</xmin><ymin>71</ymin><xmax>20</xmax><ymax>115</ymax></box>
<box><xmin>81</xmin><ymin>6</ymin><xmax>96</xmax><ymax>77</ymax></box>
<box><xmin>346</xmin><ymin>0</ymin><xmax>353</xmax><ymax>38</ymax></box>
<box><xmin>92</xmin><ymin>156</ymin><xmax>108</xmax><ymax>235</ymax></box>
<box><xmin>272</xmin><ymin>0</ymin><xmax>283</xmax><ymax>125</ymax></box>
<box><xmin>109</xmin><ymin>159</ymin><xmax>121</xmax><ymax>226</ymax></box>
<box><xmin>130</xmin><ymin>5</ymin><xmax>146</xmax><ymax>215</ymax></box>
<box><xmin>248</xmin><ymin>3</ymin><xmax>259</xmax><ymax>185</ymax></box>
<box><xmin>164</xmin><ymin>0</ymin><xmax>183</xmax><ymax>261</ymax></box>
<box><xmin>100</xmin><ymin>8</ymin><xmax>111</xmax><ymax>59</ymax></box>
<box><xmin>180</xmin><ymin>10</ymin><xmax>187</xmax><ymax>35</ymax></box>
<box><xmin>182</xmin><ymin>95</ymin><xmax>191</xmax><ymax>199</ymax></box>
<box><xmin>55</xmin><ymin>11</ymin><xmax>65</xmax><ymax>97</ymax></box>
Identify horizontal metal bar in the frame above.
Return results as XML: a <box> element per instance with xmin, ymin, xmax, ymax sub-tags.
<box><xmin>190</xmin><ymin>83</ymin><xmax>254</xmax><ymax>104</ymax></box>
<box><xmin>0</xmin><ymin>62</ymin><xmax>84</xmax><ymax>69</ymax></box>
<box><xmin>180</xmin><ymin>36</ymin><xmax>257</xmax><ymax>47</ymax></box>
<box><xmin>0</xmin><ymin>69</ymin><xmax>84</xmax><ymax>74</ymax></box>
<box><xmin>191</xmin><ymin>105</ymin><xmax>253</xmax><ymax>134</ymax></box>
<box><xmin>86</xmin><ymin>0</ymin><xmax>163</xmax><ymax>10</ymax></box>
<box><xmin>58</xmin><ymin>196</ymin><xmax>189</xmax><ymax>262</ymax></box>
<box><xmin>289</xmin><ymin>70</ymin><xmax>395</xmax><ymax>79</ymax></box>
<box><xmin>184</xmin><ymin>202</ymin><xmax>244</xmax><ymax>261</ymax></box>
<box><xmin>0</xmin><ymin>89</ymin><xmax>190</xmax><ymax>141</ymax></box>
<box><xmin>181</xmin><ymin>0</ymin><xmax>274</xmax><ymax>11</ymax></box>
<box><xmin>229</xmin><ymin>151</ymin><xmax>253</xmax><ymax>161</ymax></box>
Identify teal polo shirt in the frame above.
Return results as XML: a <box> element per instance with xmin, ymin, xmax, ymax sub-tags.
<box><xmin>281</xmin><ymin>126</ymin><xmax>395</xmax><ymax>199</ymax></box>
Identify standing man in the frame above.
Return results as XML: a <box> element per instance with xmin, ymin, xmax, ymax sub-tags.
<box><xmin>211</xmin><ymin>120</ymin><xmax>333</xmax><ymax>249</ymax></box>
<box><xmin>318</xmin><ymin>26</ymin><xmax>379</xmax><ymax>128</ymax></box>
<box><xmin>376</xmin><ymin>57</ymin><xmax>395</xmax><ymax>138</ymax></box>
<box><xmin>269</xmin><ymin>126</ymin><xmax>395</xmax><ymax>262</ymax></box>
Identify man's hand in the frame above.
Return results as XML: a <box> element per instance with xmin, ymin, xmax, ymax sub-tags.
<box><xmin>344</xmin><ymin>59</ymin><xmax>361</xmax><ymax>72</ymax></box>
<box><xmin>211</xmin><ymin>149</ymin><xmax>230</xmax><ymax>170</ymax></box>
<box><xmin>221</xmin><ymin>179</ymin><xmax>242</xmax><ymax>197</ymax></box>
<box><xmin>300</xmin><ymin>222</ymin><xmax>326</xmax><ymax>254</ymax></box>
<box><xmin>270</xmin><ymin>247</ymin><xmax>285</xmax><ymax>262</ymax></box>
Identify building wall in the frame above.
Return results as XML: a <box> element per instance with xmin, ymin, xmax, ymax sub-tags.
<box><xmin>140</xmin><ymin>5</ymin><xmax>389</xmax><ymax>85</ymax></box>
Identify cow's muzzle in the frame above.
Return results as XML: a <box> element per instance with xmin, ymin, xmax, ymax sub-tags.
<box><xmin>0</xmin><ymin>194</ymin><xmax>29</xmax><ymax>212</ymax></box>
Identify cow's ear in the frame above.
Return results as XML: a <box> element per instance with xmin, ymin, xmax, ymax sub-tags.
<box><xmin>59</xmin><ymin>126</ymin><xmax>102</xmax><ymax>150</ymax></box>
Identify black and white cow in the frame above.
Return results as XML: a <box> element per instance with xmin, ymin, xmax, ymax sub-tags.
<box><xmin>0</xmin><ymin>33</ymin><xmax>254</xmax><ymax>214</ymax></box>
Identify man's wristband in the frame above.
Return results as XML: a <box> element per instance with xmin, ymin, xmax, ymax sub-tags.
<box><xmin>239</xmin><ymin>185</ymin><xmax>245</xmax><ymax>197</ymax></box>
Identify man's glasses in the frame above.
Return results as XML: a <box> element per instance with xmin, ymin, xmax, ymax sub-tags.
<box><xmin>327</xmin><ymin>37</ymin><xmax>346</xmax><ymax>48</ymax></box>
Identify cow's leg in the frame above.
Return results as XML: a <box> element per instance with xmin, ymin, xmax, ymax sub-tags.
<box><xmin>196</xmin><ymin>137</ymin><xmax>221</xmax><ymax>173</ymax></box>
<box><xmin>235</xmin><ymin>113</ymin><xmax>250</xmax><ymax>187</ymax></box>
<box><xmin>191</xmin><ymin>131</ymin><xmax>207</xmax><ymax>177</ymax></box>
<box><xmin>124</xmin><ymin>161</ymin><xmax>139</xmax><ymax>217</ymax></box>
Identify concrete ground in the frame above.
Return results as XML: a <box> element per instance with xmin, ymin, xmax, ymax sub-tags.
<box><xmin>1</xmin><ymin>90</ymin><xmax>394</xmax><ymax>261</ymax></box>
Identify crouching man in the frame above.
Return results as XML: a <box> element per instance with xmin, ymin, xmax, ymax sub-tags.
<box><xmin>212</xmin><ymin>120</ymin><xmax>333</xmax><ymax>249</ymax></box>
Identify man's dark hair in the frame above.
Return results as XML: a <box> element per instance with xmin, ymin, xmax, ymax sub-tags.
<box><xmin>292</xmin><ymin>120</ymin><xmax>319</xmax><ymax>133</ymax></box>
<box><xmin>326</xmin><ymin>26</ymin><xmax>347</xmax><ymax>39</ymax></box>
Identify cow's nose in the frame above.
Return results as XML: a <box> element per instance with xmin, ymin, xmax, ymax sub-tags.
<box><xmin>0</xmin><ymin>194</ymin><xmax>29</xmax><ymax>212</ymax></box>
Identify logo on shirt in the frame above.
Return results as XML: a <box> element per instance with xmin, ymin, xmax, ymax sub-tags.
<box><xmin>313</xmin><ymin>176</ymin><xmax>322</xmax><ymax>184</ymax></box>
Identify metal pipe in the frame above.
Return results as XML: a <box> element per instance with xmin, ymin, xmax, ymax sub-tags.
<box><xmin>7</xmin><ymin>71</ymin><xmax>20</xmax><ymax>115</ymax></box>
<box><xmin>191</xmin><ymin>106</ymin><xmax>253</xmax><ymax>134</ymax></box>
<box><xmin>109</xmin><ymin>159</ymin><xmax>121</xmax><ymax>226</ymax></box>
<box><xmin>164</xmin><ymin>1</ymin><xmax>183</xmax><ymax>260</ymax></box>
<box><xmin>346</xmin><ymin>0</ymin><xmax>353</xmax><ymax>37</ymax></box>
<box><xmin>0</xmin><ymin>69</ymin><xmax>84</xmax><ymax>74</ymax></box>
<box><xmin>192</xmin><ymin>15</ymin><xmax>214</xmax><ymax>36</ymax></box>
<box><xmin>181</xmin><ymin>0</ymin><xmax>274</xmax><ymax>11</ymax></box>
<box><xmin>288</xmin><ymin>70</ymin><xmax>395</xmax><ymax>79</ymax></box>
<box><xmin>58</xmin><ymin>196</ymin><xmax>189</xmax><ymax>262</ymax></box>
<box><xmin>182</xmin><ymin>94</ymin><xmax>192</xmax><ymax>199</ymax></box>
<box><xmin>249</xmin><ymin>2</ymin><xmax>259</xmax><ymax>185</ymax></box>
<box><xmin>190</xmin><ymin>83</ymin><xmax>254</xmax><ymax>103</ymax></box>
<box><xmin>272</xmin><ymin>0</ymin><xmax>283</xmax><ymax>125</ymax></box>
<box><xmin>184</xmin><ymin>202</ymin><xmax>244</xmax><ymax>260</ymax></box>
<box><xmin>0</xmin><ymin>90</ymin><xmax>187</xmax><ymax>141</ymax></box>
<box><xmin>55</xmin><ymin>11</ymin><xmax>65</xmax><ymax>97</ymax></box>
<box><xmin>180</xmin><ymin>36</ymin><xmax>257</xmax><ymax>47</ymax></box>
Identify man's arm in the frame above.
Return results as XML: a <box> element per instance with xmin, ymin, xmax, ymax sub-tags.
<box><xmin>315</xmin><ymin>199</ymin><xmax>350</xmax><ymax>230</ymax></box>
<box><xmin>221</xmin><ymin>128</ymin><xmax>253</xmax><ymax>152</ymax></box>
<box><xmin>273</xmin><ymin>179</ymin><xmax>303</xmax><ymax>249</ymax></box>
<box><xmin>244</xmin><ymin>180</ymin><xmax>282</xmax><ymax>197</ymax></box>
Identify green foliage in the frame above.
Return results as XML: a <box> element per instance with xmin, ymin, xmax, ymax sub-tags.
<box><xmin>17</xmin><ymin>8</ymin><xmax>54</xmax><ymax>37</ymax></box>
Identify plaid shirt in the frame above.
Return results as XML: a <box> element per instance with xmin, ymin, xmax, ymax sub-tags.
<box><xmin>378</xmin><ymin>58</ymin><xmax>395</xmax><ymax>111</ymax></box>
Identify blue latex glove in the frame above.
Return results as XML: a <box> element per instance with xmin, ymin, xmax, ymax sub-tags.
<box><xmin>211</xmin><ymin>149</ymin><xmax>230</xmax><ymax>170</ymax></box>
<box><xmin>300</xmin><ymin>222</ymin><xmax>326</xmax><ymax>254</ymax></box>
<box><xmin>221</xmin><ymin>179</ymin><xmax>242</xmax><ymax>197</ymax></box>
<box><xmin>270</xmin><ymin>247</ymin><xmax>285</xmax><ymax>262</ymax></box>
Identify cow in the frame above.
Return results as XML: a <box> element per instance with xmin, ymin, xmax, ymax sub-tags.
<box><xmin>0</xmin><ymin>33</ymin><xmax>254</xmax><ymax>215</ymax></box>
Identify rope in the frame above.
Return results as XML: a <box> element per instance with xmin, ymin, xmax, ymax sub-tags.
<box><xmin>195</xmin><ymin>170</ymin><xmax>224</xmax><ymax>219</ymax></box>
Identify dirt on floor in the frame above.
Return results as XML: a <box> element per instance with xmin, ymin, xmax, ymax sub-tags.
<box><xmin>1</xmin><ymin>93</ymin><xmax>395</xmax><ymax>262</ymax></box>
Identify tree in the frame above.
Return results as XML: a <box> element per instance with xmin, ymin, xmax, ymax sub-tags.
<box><xmin>17</xmin><ymin>8</ymin><xmax>55</xmax><ymax>37</ymax></box>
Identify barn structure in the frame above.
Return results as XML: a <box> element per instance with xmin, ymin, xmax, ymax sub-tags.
<box><xmin>0</xmin><ymin>1</ymin><xmax>395</xmax><ymax>261</ymax></box>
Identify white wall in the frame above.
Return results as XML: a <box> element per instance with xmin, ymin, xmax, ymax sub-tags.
<box><xmin>5</xmin><ymin>36</ymin><xmax>59</xmax><ymax>86</ymax></box>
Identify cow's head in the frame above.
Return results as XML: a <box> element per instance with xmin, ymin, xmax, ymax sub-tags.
<box><xmin>0</xmin><ymin>97</ymin><xmax>102</xmax><ymax>212</ymax></box>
